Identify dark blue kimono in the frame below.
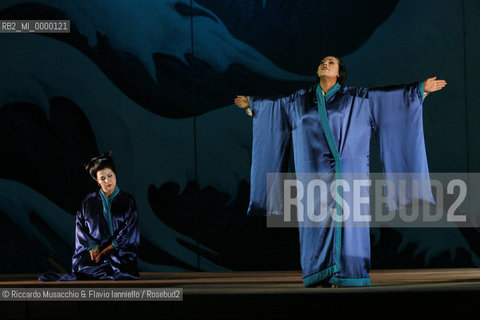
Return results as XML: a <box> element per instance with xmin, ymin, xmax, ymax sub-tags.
<box><xmin>38</xmin><ymin>190</ymin><xmax>140</xmax><ymax>281</ymax></box>
<box><xmin>248</xmin><ymin>82</ymin><xmax>432</xmax><ymax>287</ymax></box>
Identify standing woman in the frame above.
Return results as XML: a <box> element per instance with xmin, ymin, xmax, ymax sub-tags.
<box><xmin>234</xmin><ymin>56</ymin><xmax>446</xmax><ymax>287</ymax></box>
<box><xmin>39</xmin><ymin>151</ymin><xmax>140</xmax><ymax>281</ymax></box>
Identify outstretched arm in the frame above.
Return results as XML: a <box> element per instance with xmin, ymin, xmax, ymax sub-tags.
<box><xmin>234</xmin><ymin>95</ymin><xmax>252</xmax><ymax>116</ymax></box>
<box><xmin>234</xmin><ymin>88</ymin><xmax>306</xmax><ymax>117</ymax></box>
<box><xmin>368</xmin><ymin>82</ymin><xmax>435</xmax><ymax>210</ymax></box>
<box><xmin>424</xmin><ymin>76</ymin><xmax>447</xmax><ymax>93</ymax></box>
<box><xmin>233</xmin><ymin>93</ymin><xmax>294</xmax><ymax>215</ymax></box>
<box><xmin>234</xmin><ymin>95</ymin><xmax>249</xmax><ymax>109</ymax></box>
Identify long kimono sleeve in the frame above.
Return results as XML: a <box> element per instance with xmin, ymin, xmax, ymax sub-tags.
<box><xmin>112</xmin><ymin>197</ymin><xmax>140</xmax><ymax>248</ymax></box>
<box><xmin>248</xmin><ymin>94</ymin><xmax>293</xmax><ymax>215</ymax></box>
<box><xmin>75</xmin><ymin>200</ymin><xmax>98</xmax><ymax>252</ymax></box>
<box><xmin>369</xmin><ymin>81</ymin><xmax>434</xmax><ymax>209</ymax></box>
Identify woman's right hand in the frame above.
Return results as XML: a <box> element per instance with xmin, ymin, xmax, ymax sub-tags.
<box><xmin>234</xmin><ymin>95</ymin><xmax>249</xmax><ymax>109</ymax></box>
<box><xmin>89</xmin><ymin>247</ymin><xmax>100</xmax><ymax>261</ymax></box>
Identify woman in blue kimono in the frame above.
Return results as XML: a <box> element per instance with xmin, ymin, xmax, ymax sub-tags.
<box><xmin>234</xmin><ymin>56</ymin><xmax>446</xmax><ymax>287</ymax></box>
<box><xmin>38</xmin><ymin>151</ymin><xmax>140</xmax><ymax>281</ymax></box>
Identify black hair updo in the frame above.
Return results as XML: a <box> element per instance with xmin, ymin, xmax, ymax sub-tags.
<box><xmin>85</xmin><ymin>151</ymin><xmax>116</xmax><ymax>181</ymax></box>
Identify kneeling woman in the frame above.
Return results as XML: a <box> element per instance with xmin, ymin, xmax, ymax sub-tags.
<box><xmin>39</xmin><ymin>152</ymin><xmax>140</xmax><ymax>281</ymax></box>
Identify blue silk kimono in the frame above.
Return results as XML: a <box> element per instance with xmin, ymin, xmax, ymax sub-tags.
<box><xmin>248</xmin><ymin>82</ymin><xmax>431</xmax><ymax>287</ymax></box>
<box><xmin>38</xmin><ymin>189</ymin><xmax>140</xmax><ymax>281</ymax></box>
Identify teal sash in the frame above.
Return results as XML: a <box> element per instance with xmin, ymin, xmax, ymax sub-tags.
<box><xmin>99</xmin><ymin>185</ymin><xmax>120</xmax><ymax>247</ymax></box>
<box><xmin>315</xmin><ymin>83</ymin><xmax>343</xmax><ymax>271</ymax></box>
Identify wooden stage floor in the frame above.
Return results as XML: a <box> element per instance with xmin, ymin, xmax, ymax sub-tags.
<box><xmin>1</xmin><ymin>269</ymin><xmax>480</xmax><ymax>319</ymax></box>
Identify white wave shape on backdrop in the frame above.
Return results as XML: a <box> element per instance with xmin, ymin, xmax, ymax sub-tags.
<box><xmin>0</xmin><ymin>0</ymin><xmax>312</xmax><ymax>83</ymax></box>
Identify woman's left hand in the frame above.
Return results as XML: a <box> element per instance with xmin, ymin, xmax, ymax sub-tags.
<box><xmin>424</xmin><ymin>76</ymin><xmax>447</xmax><ymax>93</ymax></box>
<box><xmin>95</xmin><ymin>244</ymin><xmax>115</xmax><ymax>263</ymax></box>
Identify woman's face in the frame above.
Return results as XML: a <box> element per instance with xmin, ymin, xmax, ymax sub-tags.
<box><xmin>317</xmin><ymin>56</ymin><xmax>340</xmax><ymax>80</ymax></box>
<box><xmin>96</xmin><ymin>168</ymin><xmax>117</xmax><ymax>196</ymax></box>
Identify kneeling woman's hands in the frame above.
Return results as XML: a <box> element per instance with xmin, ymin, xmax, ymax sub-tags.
<box><xmin>89</xmin><ymin>247</ymin><xmax>100</xmax><ymax>262</ymax></box>
<box><xmin>94</xmin><ymin>244</ymin><xmax>115</xmax><ymax>263</ymax></box>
